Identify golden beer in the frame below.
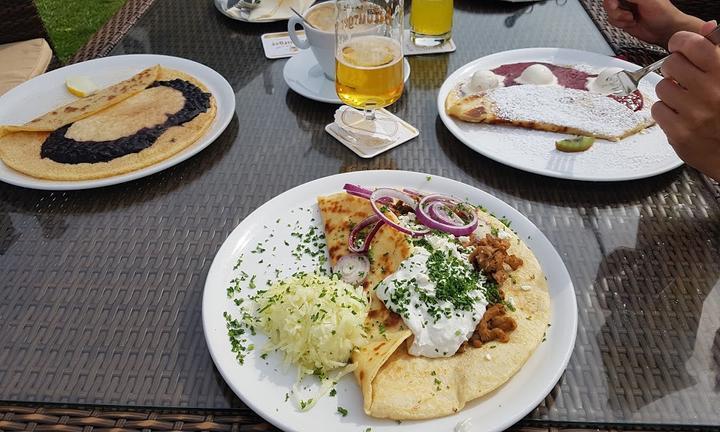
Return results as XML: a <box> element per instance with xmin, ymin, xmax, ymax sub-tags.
<box><xmin>335</xmin><ymin>36</ymin><xmax>404</xmax><ymax>109</ymax></box>
<box><xmin>410</xmin><ymin>0</ymin><xmax>453</xmax><ymax>46</ymax></box>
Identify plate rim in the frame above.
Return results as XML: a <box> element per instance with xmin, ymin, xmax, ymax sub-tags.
<box><xmin>283</xmin><ymin>50</ymin><xmax>411</xmax><ymax>104</ymax></box>
<box><xmin>436</xmin><ymin>47</ymin><xmax>683</xmax><ymax>182</ymax></box>
<box><xmin>213</xmin><ymin>0</ymin><xmax>289</xmax><ymax>23</ymax></box>
<box><xmin>202</xmin><ymin>169</ymin><xmax>578</xmax><ymax>432</ymax></box>
<box><xmin>0</xmin><ymin>53</ymin><xmax>236</xmax><ymax>191</ymax></box>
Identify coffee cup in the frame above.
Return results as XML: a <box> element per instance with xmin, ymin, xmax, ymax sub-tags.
<box><xmin>288</xmin><ymin>2</ymin><xmax>336</xmax><ymax>80</ymax></box>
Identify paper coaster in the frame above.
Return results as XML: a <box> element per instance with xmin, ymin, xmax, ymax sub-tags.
<box><xmin>326</xmin><ymin>108</ymin><xmax>419</xmax><ymax>158</ymax></box>
<box><xmin>403</xmin><ymin>29</ymin><xmax>456</xmax><ymax>56</ymax></box>
<box><xmin>261</xmin><ymin>32</ymin><xmax>303</xmax><ymax>59</ymax></box>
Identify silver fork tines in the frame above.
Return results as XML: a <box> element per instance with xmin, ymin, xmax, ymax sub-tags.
<box><xmin>608</xmin><ymin>25</ymin><xmax>720</xmax><ymax>96</ymax></box>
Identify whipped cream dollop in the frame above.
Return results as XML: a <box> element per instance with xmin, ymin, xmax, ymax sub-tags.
<box><xmin>468</xmin><ymin>70</ymin><xmax>504</xmax><ymax>92</ymax></box>
<box><xmin>375</xmin><ymin>232</ymin><xmax>489</xmax><ymax>358</ymax></box>
<box><xmin>515</xmin><ymin>64</ymin><xmax>557</xmax><ymax>85</ymax></box>
<box><xmin>587</xmin><ymin>67</ymin><xmax>624</xmax><ymax>95</ymax></box>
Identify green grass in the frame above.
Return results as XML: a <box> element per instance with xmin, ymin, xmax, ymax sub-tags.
<box><xmin>36</xmin><ymin>0</ymin><xmax>128</xmax><ymax>62</ymax></box>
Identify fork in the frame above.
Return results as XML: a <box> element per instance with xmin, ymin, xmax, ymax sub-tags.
<box><xmin>606</xmin><ymin>25</ymin><xmax>720</xmax><ymax>96</ymax></box>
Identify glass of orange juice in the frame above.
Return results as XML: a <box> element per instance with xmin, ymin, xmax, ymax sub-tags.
<box><xmin>410</xmin><ymin>0</ymin><xmax>453</xmax><ymax>47</ymax></box>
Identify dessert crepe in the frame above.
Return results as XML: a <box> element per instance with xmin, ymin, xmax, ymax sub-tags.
<box><xmin>445</xmin><ymin>62</ymin><xmax>655</xmax><ymax>141</ymax></box>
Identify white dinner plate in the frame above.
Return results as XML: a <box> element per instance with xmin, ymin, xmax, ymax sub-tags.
<box><xmin>213</xmin><ymin>0</ymin><xmax>298</xmax><ymax>22</ymax></box>
<box><xmin>283</xmin><ymin>49</ymin><xmax>411</xmax><ymax>104</ymax></box>
<box><xmin>0</xmin><ymin>54</ymin><xmax>235</xmax><ymax>190</ymax></box>
<box><xmin>203</xmin><ymin>170</ymin><xmax>577</xmax><ymax>432</ymax></box>
<box><xmin>437</xmin><ymin>48</ymin><xmax>683</xmax><ymax>181</ymax></box>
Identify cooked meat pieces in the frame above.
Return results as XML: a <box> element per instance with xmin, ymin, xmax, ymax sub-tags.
<box><xmin>469</xmin><ymin>233</ymin><xmax>523</xmax><ymax>284</ymax></box>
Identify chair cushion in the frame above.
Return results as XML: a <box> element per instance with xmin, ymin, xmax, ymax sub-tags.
<box><xmin>0</xmin><ymin>38</ymin><xmax>52</xmax><ymax>96</ymax></box>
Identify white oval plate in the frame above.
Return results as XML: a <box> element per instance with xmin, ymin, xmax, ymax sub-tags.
<box><xmin>437</xmin><ymin>48</ymin><xmax>683</xmax><ymax>182</ymax></box>
<box><xmin>0</xmin><ymin>54</ymin><xmax>235</xmax><ymax>190</ymax></box>
<box><xmin>203</xmin><ymin>170</ymin><xmax>577</xmax><ymax>432</ymax></box>
<box><xmin>284</xmin><ymin>49</ymin><xmax>411</xmax><ymax>104</ymax></box>
<box><xmin>214</xmin><ymin>0</ymin><xmax>291</xmax><ymax>23</ymax></box>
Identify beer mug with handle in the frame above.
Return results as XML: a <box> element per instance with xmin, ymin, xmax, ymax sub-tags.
<box><xmin>335</xmin><ymin>0</ymin><xmax>404</xmax><ymax>137</ymax></box>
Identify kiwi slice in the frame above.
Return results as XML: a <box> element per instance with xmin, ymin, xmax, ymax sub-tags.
<box><xmin>555</xmin><ymin>136</ymin><xmax>595</xmax><ymax>153</ymax></box>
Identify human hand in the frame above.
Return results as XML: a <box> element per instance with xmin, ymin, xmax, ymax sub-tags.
<box><xmin>652</xmin><ymin>22</ymin><xmax>720</xmax><ymax>181</ymax></box>
<box><xmin>603</xmin><ymin>0</ymin><xmax>703</xmax><ymax>47</ymax></box>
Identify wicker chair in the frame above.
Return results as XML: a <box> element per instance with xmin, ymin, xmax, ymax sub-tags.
<box><xmin>0</xmin><ymin>0</ymin><xmax>55</xmax><ymax>51</ymax></box>
<box><xmin>0</xmin><ymin>0</ymin><xmax>59</xmax><ymax>95</ymax></box>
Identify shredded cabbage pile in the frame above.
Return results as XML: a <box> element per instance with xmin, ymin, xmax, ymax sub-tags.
<box><xmin>254</xmin><ymin>272</ymin><xmax>369</xmax><ymax>379</ymax></box>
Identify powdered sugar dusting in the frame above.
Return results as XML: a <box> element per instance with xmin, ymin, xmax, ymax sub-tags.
<box><xmin>486</xmin><ymin>85</ymin><xmax>653</xmax><ymax>139</ymax></box>
<box><xmin>441</xmin><ymin>49</ymin><xmax>682</xmax><ymax>180</ymax></box>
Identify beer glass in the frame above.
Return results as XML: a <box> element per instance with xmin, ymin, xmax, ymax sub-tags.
<box><xmin>411</xmin><ymin>0</ymin><xmax>453</xmax><ymax>47</ymax></box>
<box><xmin>335</xmin><ymin>0</ymin><xmax>404</xmax><ymax>136</ymax></box>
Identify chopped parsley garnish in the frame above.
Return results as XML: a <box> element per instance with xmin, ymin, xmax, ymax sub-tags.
<box><xmin>330</xmin><ymin>388</ymin><xmax>337</xmax><ymax>397</ymax></box>
<box><xmin>337</xmin><ymin>406</ymin><xmax>348</xmax><ymax>417</ymax></box>
<box><xmin>223</xmin><ymin>311</ymin><xmax>249</xmax><ymax>365</ymax></box>
<box><xmin>425</xmin><ymin>250</ymin><xmax>480</xmax><ymax>318</ymax></box>
<box><xmin>483</xmin><ymin>280</ymin><xmax>503</xmax><ymax>305</ymax></box>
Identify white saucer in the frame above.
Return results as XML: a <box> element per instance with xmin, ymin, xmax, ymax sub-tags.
<box><xmin>283</xmin><ymin>49</ymin><xmax>411</xmax><ymax>104</ymax></box>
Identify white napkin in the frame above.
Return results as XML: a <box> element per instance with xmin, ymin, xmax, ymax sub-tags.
<box><xmin>249</xmin><ymin>0</ymin><xmax>313</xmax><ymax>21</ymax></box>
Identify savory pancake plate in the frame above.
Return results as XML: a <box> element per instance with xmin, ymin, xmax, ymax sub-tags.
<box><xmin>437</xmin><ymin>48</ymin><xmax>683</xmax><ymax>182</ymax></box>
<box><xmin>0</xmin><ymin>54</ymin><xmax>235</xmax><ymax>190</ymax></box>
<box><xmin>203</xmin><ymin>170</ymin><xmax>577</xmax><ymax>432</ymax></box>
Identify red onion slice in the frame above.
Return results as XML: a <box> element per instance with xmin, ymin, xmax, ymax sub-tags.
<box><xmin>343</xmin><ymin>183</ymin><xmax>373</xmax><ymax>199</ymax></box>
<box><xmin>369</xmin><ymin>188</ymin><xmax>430</xmax><ymax>237</ymax></box>
<box><xmin>428</xmin><ymin>201</ymin><xmax>465</xmax><ymax>226</ymax></box>
<box><xmin>334</xmin><ymin>253</ymin><xmax>371</xmax><ymax>285</ymax></box>
<box><xmin>416</xmin><ymin>194</ymin><xmax>478</xmax><ymax>237</ymax></box>
<box><xmin>402</xmin><ymin>188</ymin><xmax>426</xmax><ymax>200</ymax></box>
<box><xmin>348</xmin><ymin>214</ymin><xmax>383</xmax><ymax>253</ymax></box>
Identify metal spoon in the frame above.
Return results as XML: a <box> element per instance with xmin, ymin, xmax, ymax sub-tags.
<box><xmin>290</xmin><ymin>6</ymin><xmax>316</xmax><ymax>29</ymax></box>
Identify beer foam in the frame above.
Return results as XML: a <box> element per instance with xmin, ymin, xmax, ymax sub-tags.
<box><xmin>337</xmin><ymin>36</ymin><xmax>403</xmax><ymax>69</ymax></box>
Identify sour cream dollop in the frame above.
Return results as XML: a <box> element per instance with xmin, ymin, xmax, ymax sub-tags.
<box><xmin>375</xmin><ymin>233</ymin><xmax>489</xmax><ymax>358</ymax></box>
<box><xmin>468</xmin><ymin>70</ymin><xmax>503</xmax><ymax>92</ymax></box>
<box><xmin>587</xmin><ymin>67</ymin><xmax>624</xmax><ymax>95</ymax></box>
<box><xmin>515</xmin><ymin>64</ymin><xmax>557</xmax><ymax>85</ymax></box>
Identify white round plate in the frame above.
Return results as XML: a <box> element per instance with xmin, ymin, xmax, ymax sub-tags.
<box><xmin>0</xmin><ymin>54</ymin><xmax>235</xmax><ymax>191</ymax></box>
<box><xmin>213</xmin><ymin>0</ymin><xmax>290</xmax><ymax>22</ymax></box>
<box><xmin>437</xmin><ymin>48</ymin><xmax>683</xmax><ymax>182</ymax></box>
<box><xmin>203</xmin><ymin>170</ymin><xmax>577</xmax><ymax>432</ymax></box>
<box><xmin>283</xmin><ymin>49</ymin><xmax>411</xmax><ymax>104</ymax></box>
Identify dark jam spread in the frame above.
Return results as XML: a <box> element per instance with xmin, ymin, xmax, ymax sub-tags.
<box><xmin>491</xmin><ymin>62</ymin><xmax>643</xmax><ymax>112</ymax></box>
<box><xmin>40</xmin><ymin>79</ymin><xmax>211</xmax><ymax>164</ymax></box>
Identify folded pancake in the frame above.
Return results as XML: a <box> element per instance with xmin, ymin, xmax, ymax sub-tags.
<box><xmin>318</xmin><ymin>191</ymin><xmax>551</xmax><ymax>420</ymax></box>
<box><xmin>0</xmin><ymin>65</ymin><xmax>159</xmax><ymax>139</ymax></box>
<box><xmin>445</xmin><ymin>79</ymin><xmax>655</xmax><ymax>142</ymax></box>
<box><xmin>0</xmin><ymin>67</ymin><xmax>216</xmax><ymax>181</ymax></box>
<box><xmin>317</xmin><ymin>192</ymin><xmax>414</xmax><ymax>413</ymax></box>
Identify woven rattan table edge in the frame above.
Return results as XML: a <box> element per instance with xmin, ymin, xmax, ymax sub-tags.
<box><xmin>68</xmin><ymin>0</ymin><xmax>158</xmax><ymax>64</ymax></box>
<box><xmin>1</xmin><ymin>403</ymin><xmax>718</xmax><ymax>432</ymax></box>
